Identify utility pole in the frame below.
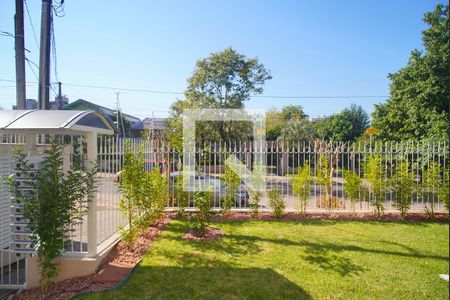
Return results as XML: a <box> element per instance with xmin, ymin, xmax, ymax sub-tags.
<box><xmin>115</xmin><ymin>92</ymin><xmax>125</xmax><ymax>137</ymax></box>
<box><xmin>14</xmin><ymin>0</ymin><xmax>26</xmax><ymax>110</ymax></box>
<box><xmin>38</xmin><ymin>0</ymin><xmax>52</xmax><ymax>110</ymax></box>
<box><xmin>57</xmin><ymin>81</ymin><xmax>63</xmax><ymax>109</ymax></box>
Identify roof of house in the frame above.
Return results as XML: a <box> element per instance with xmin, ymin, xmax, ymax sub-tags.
<box><xmin>131</xmin><ymin>117</ymin><xmax>167</xmax><ymax>131</ymax></box>
<box><xmin>0</xmin><ymin>110</ymin><xmax>115</xmax><ymax>134</ymax></box>
<box><xmin>64</xmin><ymin>99</ymin><xmax>141</xmax><ymax>124</ymax></box>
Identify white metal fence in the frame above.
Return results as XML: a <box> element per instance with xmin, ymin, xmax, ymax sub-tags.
<box><xmin>97</xmin><ymin>136</ymin><xmax>448</xmax><ymax>214</ymax></box>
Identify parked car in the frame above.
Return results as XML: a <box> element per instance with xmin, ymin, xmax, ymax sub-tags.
<box><xmin>113</xmin><ymin>160</ymin><xmax>178</xmax><ymax>183</ymax></box>
<box><xmin>169</xmin><ymin>172</ymin><xmax>249</xmax><ymax>207</ymax></box>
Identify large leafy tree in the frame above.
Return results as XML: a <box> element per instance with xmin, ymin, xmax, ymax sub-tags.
<box><xmin>169</xmin><ymin>48</ymin><xmax>272</xmax><ymax>144</ymax></box>
<box><xmin>315</xmin><ymin>104</ymin><xmax>369</xmax><ymax>141</ymax></box>
<box><xmin>371</xmin><ymin>4</ymin><xmax>448</xmax><ymax>141</ymax></box>
<box><xmin>266</xmin><ymin>105</ymin><xmax>309</xmax><ymax>141</ymax></box>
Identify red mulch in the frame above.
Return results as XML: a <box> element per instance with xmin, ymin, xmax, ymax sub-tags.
<box><xmin>14</xmin><ymin>214</ymin><xmax>172</xmax><ymax>300</ymax></box>
<box><xmin>182</xmin><ymin>227</ymin><xmax>224</xmax><ymax>242</ymax></box>
<box><xmin>208</xmin><ymin>211</ymin><xmax>449</xmax><ymax>223</ymax></box>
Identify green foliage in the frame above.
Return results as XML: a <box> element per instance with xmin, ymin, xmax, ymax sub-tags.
<box><xmin>168</xmin><ymin>47</ymin><xmax>271</xmax><ymax>143</ymax></box>
<box><xmin>343</xmin><ymin>170</ymin><xmax>362</xmax><ymax>213</ymax></box>
<box><xmin>277</xmin><ymin>119</ymin><xmax>316</xmax><ymax>143</ymax></box>
<box><xmin>119</xmin><ymin>141</ymin><xmax>167</xmax><ymax>242</ymax></box>
<box><xmin>221</xmin><ymin>165</ymin><xmax>240</xmax><ymax>213</ymax></box>
<box><xmin>248</xmin><ymin>163</ymin><xmax>266</xmax><ymax>217</ymax></box>
<box><xmin>390</xmin><ymin>162</ymin><xmax>414</xmax><ymax>218</ymax></box>
<box><xmin>292</xmin><ymin>163</ymin><xmax>313</xmax><ymax>214</ymax></box>
<box><xmin>365</xmin><ymin>155</ymin><xmax>386</xmax><ymax>216</ymax></box>
<box><xmin>193</xmin><ymin>191</ymin><xmax>213</xmax><ymax>236</ymax></box>
<box><xmin>267</xmin><ymin>188</ymin><xmax>285</xmax><ymax>219</ymax></box>
<box><xmin>438</xmin><ymin>168</ymin><xmax>449</xmax><ymax>210</ymax></box>
<box><xmin>371</xmin><ymin>4</ymin><xmax>449</xmax><ymax>141</ymax></box>
<box><xmin>316</xmin><ymin>155</ymin><xmax>334</xmax><ymax>209</ymax></box>
<box><xmin>314</xmin><ymin>104</ymin><xmax>369</xmax><ymax>142</ymax></box>
<box><xmin>174</xmin><ymin>174</ymin><xmax>190</xmax><ymax>216</ymax></box>
<box><xmin>8</xmin><ymin>143</ymin><xmax>95</xmax><ymax>289</ymax></box>
<box><xmin>423</xmin><ymin>162</ymin><xmax>446</xmax><ymax>217</ymax></box>
<box><xmin>266</xmin><ymin>105</ymin><xmax>311</xmax><ymax>141</ymax></box>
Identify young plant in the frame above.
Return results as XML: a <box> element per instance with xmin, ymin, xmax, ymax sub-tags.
<box><xmin>139</xmin><ymin>168</ymin><xmax>168</xmax><ymax>225</ymax></box>
<box><xmin>365</xmin><ymin>155</ymin><xmax>386</xmax><ymax>217</ymax></box>
<box><xmin>343</xmin><ymin>170</ymin><xmax>362</xmax><ymax>213</ymax></box>
<box><xmin>174</xmin><ymin>173</ymin><xmax>190</xmax><ymax>216</ymax></box>
<box><xmin>292</xmin><ymin>163</ymin><xmax>312</xmax><ymax>214</ymax></box>
<box><xmin>423</xmin><ymin>161</ymin><xmax>445</xmax><ymax>218</ymax></box>
<box><xmin>317</xmin><ymin>155</ymin><xmax>333</xmax><ymax>209</ymax></box>
<box><xmin>221</xmin><ymin>165</ymin><xmax>240</xmax><ymax>213</ymax></box>
<box><xmin>439</xmin><ymin>168</ymin><xmax>449</xmax><ymax>211</ymax></box>
<box><xmin>193</xmin><ymin>190</ymin><xmax>213</xmax><ymax>236</ymax></box>
<box><xmin>8</xmin><ymin>143</ymin><xmax>95</xmax><ymax>289</ymax></box>
<box><xmin>391</xmin><ymin>161</ymin><xmax>414</xmax><ymax>218</ymax></box>
<box><xmin>118</xmin><ymin>141</ymin><xmax>146</xmax><ymax>242</ymax></box>
<box><xmin>249</xmin><ymin>162</ymin><xmax>266</xmax><ymax>217</ymax></box>
<box><xmin>268</xmin><ymin>188</ymin><xmax>285</xmax><ymax>219</ymax></box>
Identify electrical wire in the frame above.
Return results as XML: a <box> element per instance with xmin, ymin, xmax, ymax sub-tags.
<box><xmin>24</xmin><ymin>0</ymin><xmax>39</xmax><ymax>49</ymax></box>
<box><xmin>0</xmin><ymin>78</ymin><xmax>388</xmax><ymax>99</ymax></box>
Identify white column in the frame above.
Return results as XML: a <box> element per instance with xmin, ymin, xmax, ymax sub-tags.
<box><xmin>87</xmin><ymin>132</ymin><xmax>98</xmax><ymax>257</ymax></box>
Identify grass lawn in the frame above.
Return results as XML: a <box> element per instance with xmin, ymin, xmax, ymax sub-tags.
<box><xmin>80</xmin><ymin>220</ymin><xmax>449</xmax><ymax>299</ymax></box>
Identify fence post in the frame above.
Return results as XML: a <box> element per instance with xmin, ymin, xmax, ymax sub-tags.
<box><xmin>87</xmin><ymin>132</ymin><xmax>98</xmax><ymax>257</ymax></box>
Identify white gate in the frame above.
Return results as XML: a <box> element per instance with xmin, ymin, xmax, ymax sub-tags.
<box><xmin>0</xmin><ymin>154</ymin><xmax>26</xmax><ymax>289</ymax></box>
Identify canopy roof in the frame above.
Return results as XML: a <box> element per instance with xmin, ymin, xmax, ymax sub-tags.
<box><xmin>0</xmin><ymin>110</ymin><xmax>114</xmax><ymax>134</ymax></box>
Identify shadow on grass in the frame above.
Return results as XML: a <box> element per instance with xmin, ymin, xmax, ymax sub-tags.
<box><xmin>120</xmin><ymin>266</ymin><xmax>312</xmax><ymax>299</ymax></box>
<box><xmin>159</xmin><ymin>221</ymin><xmax>447</xmax><ymax>279</ymax></box>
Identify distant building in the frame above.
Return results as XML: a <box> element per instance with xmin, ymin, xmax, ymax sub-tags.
<box><xmin>50</xmin><ymin>95</ymin><xmax>69</xmax><ymax>110</ymax></box>
<box><xmin>130</xmin><ymin>117</ymin><xmax>167</xmax><ymax>138</ymax></box>
<box><xmin>12</xmin><ymin>99</ymin><xmax>37</xmax><ymax>110</ymax></box>
<box><xmin>64</xmin><ymin>99</ymin><xmax>141</xmax><ymax>136</ymax></box>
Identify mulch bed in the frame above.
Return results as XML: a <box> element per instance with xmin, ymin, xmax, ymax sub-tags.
<box><xmin>182</xmin><ymin>227</ymin><xmax>224</xmax><ymax>242</ymax></box>
<box><xmin>14</xmin><ymin>214</ymin><xmax>173</xmax><ymax>300</ymax></box>
<box><xmin>208</xmin><ymin>211</ymin><xmax>449</xmax><ymax>223</ymax></box>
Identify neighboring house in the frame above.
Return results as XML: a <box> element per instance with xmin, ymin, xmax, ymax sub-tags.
<box><xmin>12</xmin><ymin>98</ymin><xmax>38</xmax><ymax>110</ymax></box>
<box><xmin>130</xmin><ymin>117</ymin><xmax>167</xmax><ymax>138</ymax></box>
<box><xmin>64</xmin><ymin>99</ymin><xmax>140</xmax><ymax>136</ymax></box>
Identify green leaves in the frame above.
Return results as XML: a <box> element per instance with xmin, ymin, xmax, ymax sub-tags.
<box><xmin>292</xmin><ymin>163</ymin><xmax>313</xmax><ymax>214</ymax></box>
<box><xmin>9</xmin><ymin>141</ymin><xmax>96</xmax><ymax>289</ymax></box>
<box><xmin>119</xmin><ymin>140</ymin><xmax>168</xmax><ymax>241</ymax></box>
<box><xmin>372</xmin><ymin>4</ymin><xmax>449</xmax><ymax>141</ymax></box>
<box><xmin>268</xmin><ymin>188</ymin><xmax>285</xmax><ymax>219</ymax></box>
<box><xmin>365</xmin><ymin>155</ymin><xmax>386</xmax><ymax>217</ymax></box>
<box><xmin>390</xmin><ymin>162</ymin><xmax>414</xmax><ymax>218</ymax></box>
<box><xmin>343</xmin><ymin>170</ymin><xmax>362</xmax><ymax>213</ymax></box>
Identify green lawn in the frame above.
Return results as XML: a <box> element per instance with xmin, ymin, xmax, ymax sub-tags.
<box><xmin>80</xmin><ymin>220</ymin><xmax>449</xmax><ymax>299</ymax></box>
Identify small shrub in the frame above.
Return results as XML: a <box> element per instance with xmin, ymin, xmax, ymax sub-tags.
<box><xmin>119</xmin><ymin>141</ymin><xmax>168</xmax><ymax>242</ymax></box>
<box><xmin>365</xmin><ymin>155</ymin><xmax>386</xmax><ymax>217</ymax></box>
<box><xmin>391</xmin><ymin>161</ymin><xmax>414</xmax><ymax>218</ymax></box>
<box><xmin>423</xmin><ymin>162</ymin><xmax>447</xmax><ymax>217</ymax></box>
<box><xmin>268</xmin><ymin>188</ymin><xmax>285</xmax><ymax>219</ymax></box>
<box><xmin>193</xmin><ymin>190</ymin><xmax>213</xmax><ymax>236</ymax></box>
<box><xmin>343</xmin><ymin>170</ymin><xmax>362</xmax><ymax>213</ymax></box>
<box><xmin>439</xmin><ymin>168</ymin><xmax>449</xmax><ymax>211</ymax></box>
<box><xmin>317</xmin><ymin>155</ymin><xmax>333</xmax><ymax>209</ymax></box>
<box><xmin>222</xmin><ymin>165</ymin><xmax>240</xmax><ymax>213</ymax></box>
<box><xmin>249</xmin><ymin>163</ymin><xmax>266</xmax><ymax>217</ymax></box>
<box><xmin>174</xmin><ymin>174</ymin><xmax>190</xmax><ymax>216</ymax></box>
<box><xmin>8</xmin><ymin>143</ymin><xmax>96</xmax><ymax>289</ymax></box>
<box><xmin>292</xmin><ymin>163</ymin><xmax>312</xmax><ymax>214</ymax></box>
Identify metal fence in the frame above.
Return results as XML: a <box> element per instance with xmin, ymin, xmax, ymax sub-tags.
<box><xmin>98</xmin><ymin>136</ymin><xmax>448</xmax><ymax>213</ymax></box>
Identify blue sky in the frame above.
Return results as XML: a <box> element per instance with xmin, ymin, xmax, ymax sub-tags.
<box><xmin>0</xmin><ymin>0</ymin><xmax>445</xmax><ymax>119</ymax></box>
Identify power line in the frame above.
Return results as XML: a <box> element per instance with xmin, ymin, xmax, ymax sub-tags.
<box><xmin>24</xmin><ymin>0</ymin><xmax>39</xmax><ymax>48</ymax></box>
<box><xmin>0</xmin><ymin>78</ymin><xmax>389</xmax><ymax>99</ymax></box>
<box><xmin>63</xmin><ymin>82</ymin><xmax>185</xmax><ymax>95</ymax></box>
